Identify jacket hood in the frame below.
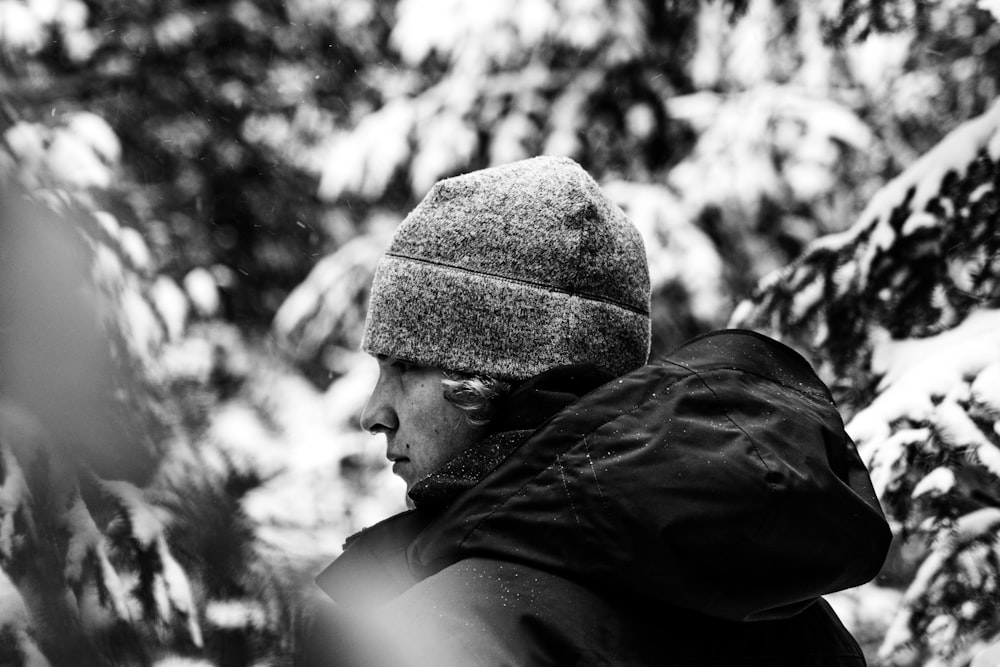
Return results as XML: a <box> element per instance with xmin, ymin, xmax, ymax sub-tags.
<box><xmin>406</xmin><ymin>329</ymin><xmax>890</xmax><ymax>621</ymax></box>
<box><xmin>319</xmin><ymin>330</ymin><xmax>891</xmax><ymax>623</ymax></box>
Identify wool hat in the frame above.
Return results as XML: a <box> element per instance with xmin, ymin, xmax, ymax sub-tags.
<box><xmin>362</xmin><ymin>156</ymin><xmax>651</xmax><ymax>380</ymax></box>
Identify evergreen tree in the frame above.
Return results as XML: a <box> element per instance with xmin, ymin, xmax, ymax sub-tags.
<box><xmin>1</xmin><ymin>0</ymin><xmax>999</xmax><ymax>663</ymax></box>
<box><xmin>733</xmin><ymin>98</ymin><xmax>1000</xmax><ymax>666</ymax></box>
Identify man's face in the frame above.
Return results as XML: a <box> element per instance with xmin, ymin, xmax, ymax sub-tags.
<box><xmin>360</xmin><ymin>356</ymin><xmax>482</xmax><ymax>499</ymax></box>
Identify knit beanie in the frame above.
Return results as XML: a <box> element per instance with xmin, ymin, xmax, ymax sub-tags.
<box><xmin>362</xmin><ymin>156</ymin><xmax>651</xmax><ymax>380</ymax></box>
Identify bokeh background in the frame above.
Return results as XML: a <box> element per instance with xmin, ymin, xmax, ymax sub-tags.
<box><xmin>1</xmin><ymin>0</ymin><xmax>1000</xmax><ymax>664</ymax></box>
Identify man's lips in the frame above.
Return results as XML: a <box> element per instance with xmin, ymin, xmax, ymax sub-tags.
<box><xmin>388</xmin><ymin>451</ymin><xmax>410</xmax><ymax>470</ymax></box>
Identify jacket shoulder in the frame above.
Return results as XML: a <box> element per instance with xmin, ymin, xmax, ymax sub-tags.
<box><xmin>304</xmin><ymin>558</ymin><xmax>868</xmax><ymax>666</ymax></box>
<box><xmin>357</xmin><ymin>558</ymin><xmax>629</xmax><ymax>666</ymax></box>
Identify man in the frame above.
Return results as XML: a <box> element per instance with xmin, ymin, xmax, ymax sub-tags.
<box><xmin>306</xmin><ymin>156</ymin><xmax>891</xmax><ymax>665</ymax></box>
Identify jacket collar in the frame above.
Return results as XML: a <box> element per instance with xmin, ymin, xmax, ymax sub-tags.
<box><xmin>408</xmin><ymin>363</ymin><xmax>614</xmax><ymax>510</ymax></box>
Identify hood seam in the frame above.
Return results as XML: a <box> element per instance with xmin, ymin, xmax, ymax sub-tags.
<box><xmin>661</xmin><ymin>361</ymin><xmax>776</xmax><ymax>485</ymax></box>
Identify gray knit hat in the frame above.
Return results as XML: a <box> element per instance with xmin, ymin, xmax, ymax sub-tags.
<box><xmin>362</xmin><ymin>156</ymin><xmax>651</xmax><ymax>380</ymax></box>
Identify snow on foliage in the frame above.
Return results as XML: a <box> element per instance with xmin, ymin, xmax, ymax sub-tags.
<box><xmin>63</xmin><ymin>112</ymin><xmax>121</xmax><ymax>165</ymax></box>
<box><xmin>911</xmin><ymin>466</ymin><xmax>957</xmax><ymax>500</ymax></box>
<box><xmin>203</xmin><ymin>598</ymin><xmax>267</xmax><ymax>631</ymax></box>
<box><xmin>318</xmin><ymin>100</ymin><xmax>415</xmax><ymax>201</ymax></box>
<box><xmin>63</xmin><ymin>491</ymin><xmax>131</xmax><ymax>621</ymax></box>
<box><xmin>0</xmin><ymin>0</ymin><xmax>46</xmax><ymax>55</ymax></box>
<box><xmin>318</xmin><ymin>0</ymin><xmax>651</xmax><ymax>202</ymax></box>
<box><xmin>731</xmin><ymin>98</ymin><xmax>1000</xmax><ymax>391</ymax></box>
<box><xmin>0</xmin><ymin>159</ymin><xmax>382</xmax><ymax>661</ymax></box>
<box><xmin>878</xmin><ymin>509</ymin><xmax>1000</xmax><ymax>665</ymax></box>
<box><xmin>0</xmin><ymin>564</ymin><xmax>49</xmax><ymax>667</ymax></box>
<box><xmin>982</xmin><ymin>0</ymin><xmax>1000</xmax><ymax>22</ymax></box>
<box><xmin>408</xmin><ymin>106</ymin><xmax>480</xmax><ymax>195</ymax></box>
<box><xmin>151</xmin><ymin>276</ymin><xmax>191</xmax><ymax>342</ymax></box>
<box><xmin>318</xmin><ymin>76</ymin><xmax>490</xmax><ymax>201</ymax></box>
<box><xmin>732</xmin><ymin>99</ymin><xmax>1000</xmax><ymax>665</ymax></box>
<box><xmin>844</xmin><ymin>32</ymin><xmax>912</xmax><ymax>96</ymax></box>
<box><xmin>669</xmin><ymin>85</ymin><xmax>873</xmax><ymax>220</ymax></box>
<box><xmin>688</xmin><ymin>0</ymin><xmax>884</xmax><ymax>95</ymax></box>
<box><xmin>848</xmin><ymin>309</ymin><xmax>1000</xmax><ymax>446</ymax></box>
<box><xmin>825</xmin><ymin>583</ymin><xmax>904</xmax><ymax>657</ymax></box>
<box><xmin>0</xmin><ymin>444</ymin><xmax>31</xmax><ymax>563</ymax></box>
<box><xmin>391</xmin><ymin>0</ymin><xmax>643</xmax><ymax>72</ymax></box>
<box><xmin>273</xmin><ymin>224</ymin><xmax>393</xmax><ymax>372</ymax></box>
<box><xmin>182</xmin><ymin>267</ymin><xmax>220</xmax><ymax>318</ymax></box>
<box><xmin>3</xmin><ymin>114</ymin><xmax>120</xmax><ymax>191</ymax></box>
<box><xmin>604</xmin><ymin>181</ymin><xmax>728</xmax><ymax>324</ymax></box>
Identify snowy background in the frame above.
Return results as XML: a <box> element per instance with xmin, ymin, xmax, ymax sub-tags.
<box><xmin>0</xmin><ymin>0</ymin><xmax>999</xmax><ymax>664</ymax></box>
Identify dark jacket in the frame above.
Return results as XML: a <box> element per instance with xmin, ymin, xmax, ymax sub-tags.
<box><xmin>308</xmin><ymin>330</ymin><xmax>891</xmax><ymax>666</ymax></box>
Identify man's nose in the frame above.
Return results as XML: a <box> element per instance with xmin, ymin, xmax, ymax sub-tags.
<box><xmin>360</xmin><ymin>376</ymin><xmax>397</xmax><ymax>435</ymax></box>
